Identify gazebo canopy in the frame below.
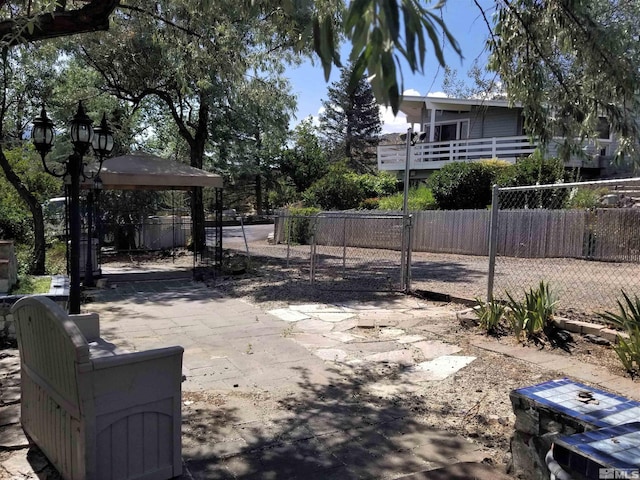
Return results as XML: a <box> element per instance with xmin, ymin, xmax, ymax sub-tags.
<box><xmin>81</xmin><ymin>152</ymin><xmax>223</xmax><ymax>190</ymax></box>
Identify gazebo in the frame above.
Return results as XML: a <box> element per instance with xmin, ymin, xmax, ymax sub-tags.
<box><xmin>76</xmin><ymin>152</ymin><xmax>224</xmax><ymax>280</ymax></box>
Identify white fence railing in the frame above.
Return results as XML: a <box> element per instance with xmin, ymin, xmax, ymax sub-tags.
<box><xmin>378</xmin><ymin>135</ymin><xmax>613</xmax><ymax>171</ymax></box>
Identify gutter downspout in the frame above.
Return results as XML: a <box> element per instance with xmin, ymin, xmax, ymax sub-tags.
<box><xmin>546</xmin><ymin>446</ymin><xmax>572</xmax><ymax>480</ymax></box>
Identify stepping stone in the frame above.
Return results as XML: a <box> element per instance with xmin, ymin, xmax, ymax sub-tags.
<box><xmin>290</xmin><ymin>304</ymin><xmax>353</xmax><ymax>313</ymax></box>
<box><xmin>363</xmin><ymin>349</ymin><xmax>415</xmax><ymax>365</ymax></box>
<box><xmin>0</xmin><ymin>386</ymin><xmax>20</xmax><ymax>405</ymax></box>
<box><xmin>0</xmin><ymin>404</ymin><xmax>20</xmax><ymax>427</ymax></box>
<box><xmin>315</xmin><ymin>312</ymin><xmax>356</xmax><ymax>323</ymax></box>
<box><xmin>314</xmin><ymin>348</ymin><xmax>349</xmax><ymax>362</ymax></box>
<box><xmin>398</xmin><ymin>462</ymin><xmax>512</xmax><ymax>480</ymax></box>
<box><xmin>294</xmin><ymin>319</ymin><xmax>335</xmax><ymax>334</ymax></box>
<box><xmin>405</xmin><ymin>355</ymin><xmax>476</xmax><ymax>381</ymax></box>
<box><xmin>292</xmin><ymin>333</ymin><xmax>341</xmax><ymax>349</ymax></box>
<box><xmin>379</xmin><ymin>328</ymin><xmax>406</xmax><ymax>338</ymax></box>
<box><xmin>358</xmin><ymin>318</ymin><xmax>398</xmax><ymax>328</ymax></box>
<box><xmin>331</xmin><ymin>318</ymin><xmax>359</xmax><ymax>332</ymax></box>
<box><xmin>268</xmin><ymin>309</ymin><xmax>309</xmax><ymax>322</ymax></box>
<box><xmin>397</xmin><ymin>335</ymin><xmax>426</xmax><ymax>344</ymax></box>
<box><xmin>323</xmin><ymin>331</ymin><xmax>360</xmax><ymax>343</ymax></box>
<box><xmin>412</xmin><ymin>340</ymin><xmax>462</xmax><ymax>360</ymax></box>
<box><xmin>0</xmin><ymin>423</ymin><xmax>30</xmax><ymax>449</ymax></box>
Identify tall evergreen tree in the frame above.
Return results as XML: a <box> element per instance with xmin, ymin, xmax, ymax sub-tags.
<box><xmin>319</xmin><ymin>65</ymin><xmax>382</xmax><ymax>173</ymax></box>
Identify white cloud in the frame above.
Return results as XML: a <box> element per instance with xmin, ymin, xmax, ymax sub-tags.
<box><xmin>427</xmin><ymin>91</ymin><xmax>448</xmax><ymax>98</ymax></box>
<box><xmin>403</xmin><ymin>88</ymin><xmax>422</xmax><ymax>97</ymax></box>
<box><xmin>380</xmin><ymin>106</ymin><xmax>410</xmax><ymax>134</ymax></box>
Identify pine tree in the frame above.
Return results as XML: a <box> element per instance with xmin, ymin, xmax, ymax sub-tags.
<box><xmin>319</xmin><ymin>65</ymin><xmax>381</xmax><ymax>173</ymax></box>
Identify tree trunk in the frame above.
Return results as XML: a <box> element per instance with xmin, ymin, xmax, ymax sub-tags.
<box><xmin>254</xmin><ymin>127</ymin><xmax>263</xmax><ymax>215</ymax></box>
<box><xmin>0</xmin><ymin>149</ymin><xmax>46</xmax><ymax>273</ymax></box>
<box><xmin>189</xmin><ymin>101</ymin><xmax>209</xmax><ymax>252</ymax></box>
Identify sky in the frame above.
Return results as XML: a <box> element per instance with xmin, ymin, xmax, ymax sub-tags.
<box><xmin>285</xmin><ymin>0</ymin><xmax>496</xmax><ymax>133</ymax></box>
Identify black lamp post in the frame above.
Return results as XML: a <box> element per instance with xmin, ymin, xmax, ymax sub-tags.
<box><xmin>32</xmin><ymin>102</ymin><xmax>114</xmax><ymax>314</ymax></box>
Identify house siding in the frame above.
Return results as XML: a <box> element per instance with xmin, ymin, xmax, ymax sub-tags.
<box><xmin>420</xmin><ymin>105</ymin><xmax>523</xmax><ymax>140</ymax></box>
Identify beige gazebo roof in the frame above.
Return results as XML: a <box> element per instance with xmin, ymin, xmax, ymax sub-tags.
<box><xmin>81</xmin><ymin>152</ymin><xmax>223</xmax><ymax>190</ymax></box>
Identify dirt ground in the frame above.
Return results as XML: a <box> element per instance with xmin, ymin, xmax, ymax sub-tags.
<box><xmin>99</xmin><ymin>250</ymin><xmax>634</xmax><ymax>475</ymax></box>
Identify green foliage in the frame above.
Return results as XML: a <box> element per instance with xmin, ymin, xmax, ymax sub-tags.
<box><xmin>285</xmin><ymin>207</ymin><xmax>320</xmax><ymax>245</ymax></box>
<box><xmin>303</xmin><ymin>163</ymin><xmax>363</xmax><ymax>210</ymax></box>
<box><xmin>378</xmin><ymin>185</ymin><xmax>437</xmax><ymax>211</ymax></box>
<box><xmin>506</xmin><ymin>281</ymin><xmax>558</xmax><ymax>342</ymax></box>
<box><xmin>10</xmin><ymin>275</ymin><xmax>51</xmax><ymax>295</ymax></box>
<box><xmin>359</xmin><ymin>197</ymin><xmax>379</xmax><ymax>210</ymax></box>
<box><xmin>490</xmin><ymin>0</ymin><xmax>640</xmax><ymax>161</ymax></box>
<box><xmin>279</xmin><ymin>119</ymin><xmax>329</xmax><ymax>193</ymax></box>
<box><xmin>599</xmin><ymin>291</ymin><xmax>640</xmax><ymax>376</ymax></box>
<box><xmin>565</xmin><ymin>187</ymin><xmax>609</xmax><ymax>209</ymax></box>
<box><xmin>497</xmin><ymin>152</ymin><xmax>570</xmax><ymax>209</ymax></box>
<box><xmin>474</xmin><ymin>297</ymin><xmax>506</xmax><ymax>335</ymax></box>
<box><xmin>428</xmin><ymin>161</ymin><xmax>498</xmax><ymax>210</ymax></box>
<box><xmin>0</xmin><ymin>147</ymin><xmax>61</xmax><ymax>243</ymax></box>
<box><xmin>349</xmin><ymin>171</ymin><xmax>397</xmax><ymax>198</ymax></box>
<box><xmin>319</xmin><ymin>64</ymin><xmax>382</xmax><ymax>171</ymax></box>
<box><xmin>45</xmin><ymin>241</ymin><xmax>67</xmax><ymax>275</ymax></box>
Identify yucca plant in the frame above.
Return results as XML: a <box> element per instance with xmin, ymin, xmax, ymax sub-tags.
<box><xmin>524</xmin><ymin>281</ymin><xmax>558</xmax><ymax>336</ymax></box>
<box><xmin>505</xmin><ymin>281</ymin><xmax>558</xmax><ymax>343</ymax></box>
<box><xmin>474</xmin><ymin>297</ymin><xmax>506</xmax><ymax>335</ymax></box>
<box><xmin>505</xmin><ymin>290</ymin><xmax>529</xmax><ymax>342</ymax></box>
<box><xmin>599</xmin><ymin>291</ymin><xmax>640</xmax><ymax>377</ymax></box>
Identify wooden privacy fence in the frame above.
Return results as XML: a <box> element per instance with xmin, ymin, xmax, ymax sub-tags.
<box><xmin>277</xmin><ymin>208</ymin><xmax>640</xmax><ymax>262</ymax></box>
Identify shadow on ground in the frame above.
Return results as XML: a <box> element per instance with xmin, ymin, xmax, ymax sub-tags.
<box><xmin>181</xmin><ymin>363</ymin><xmax>486</xmax><ymax>479</ymax></box>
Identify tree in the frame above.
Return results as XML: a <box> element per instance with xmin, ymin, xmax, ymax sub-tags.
<box><xmin>319</xmin><ymin>64</ymin><xmax>381</xmax><ymax>172</ymax></box>
<box><xmin>0</xmin><ymin>45</ymin><xmax>63</xmax><ymax>274</ymax></box>
<box><xmin>486</xmin><ymin>0</ymin><xmax>640</xmax><ymax>163</ymax></box>
<box><xmin>442</xmin><ymin>61</ymin><xmax>505</xmax><ymax>100</ymax></box>
<box><xmin>279</xmin><ymin>118</ymin><xmax>329</xmax><ymax>193</ymax></box>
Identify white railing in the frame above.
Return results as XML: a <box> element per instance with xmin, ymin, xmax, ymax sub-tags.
<box><xmin>378</xmin><ymin>135</ymin><xmax>537</xmax><ymax>170</ymax></box>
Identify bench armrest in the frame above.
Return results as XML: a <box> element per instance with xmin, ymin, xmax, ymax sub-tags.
<box><xmin>91</xmin><ymin>345</ymin><xmax>184</xmax><ymax>370</ymax></box>
<box><xmin>68</xmin><ymin>312</ymin><xmax>100</xmax><ymax>342</ymax></box>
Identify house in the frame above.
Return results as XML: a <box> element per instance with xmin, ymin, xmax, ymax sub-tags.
<box><xmin>377</xmin><ymin>95</ymin><xmax>616</xmax><ymax>180</ymax></box>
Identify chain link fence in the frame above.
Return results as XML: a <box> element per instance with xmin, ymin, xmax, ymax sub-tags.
<box><xmin>488</xmin><ymin>178</ymin><xmax>640</xmax><ymax>316</ymax></box>
<box><xmin>311</xmin><ymin>212</ymin><xmax>408</xmax><ymax>291</ymax></box>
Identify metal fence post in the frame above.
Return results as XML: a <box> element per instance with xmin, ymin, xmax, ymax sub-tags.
<box><xmin>405</xmin><ymin>214</ymin><xmax>413</xmax><ymax>292</ymax></box>
<box><xmin>487</xmin><ymin>184</ymin><xmax>500</xmax><ymax>302</ymax></box>
<box><xmin>286</xmin><ymin>215</ymin><xmax>292</xmax><ymax>268</ymax></box>
<box><xmin>342</xmin><ymin>216</ymin><xmax>347</xmax><ymax>278</ymax></box>
<box><xmin>310</xmin><ymin>215</ymin><xmax>317</xmax><ymax>283</ymax></box>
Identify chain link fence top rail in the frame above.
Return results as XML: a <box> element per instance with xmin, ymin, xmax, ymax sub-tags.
<box><xmin>488</xmin><ymin>177</ymin><xmax>640</xmax><ymax>317</ymax></box>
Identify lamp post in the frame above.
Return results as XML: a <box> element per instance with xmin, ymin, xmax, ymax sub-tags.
<box><xmin>32</xmin><ymin>102</ymin><xmax>114</xmax><ymax>314</ymax></box>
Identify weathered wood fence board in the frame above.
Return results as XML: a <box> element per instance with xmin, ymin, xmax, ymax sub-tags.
<box><xmin>276</xmin><ymin>208</ymin><xmax>640</xmax><ymax>262</ymax></box>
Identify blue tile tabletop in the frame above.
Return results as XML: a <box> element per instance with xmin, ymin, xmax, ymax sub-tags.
<box><xmin>513</xmin><ymin>378</ymin><xmax>640</xmax><ymax>429</ymax></box>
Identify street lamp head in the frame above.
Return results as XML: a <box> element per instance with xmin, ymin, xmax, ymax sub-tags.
<box><xmin>92</xmin><ymin>113</ymin><xmax>114</xmax><ymax>159</ymax></box>
<box><xmin>31</xmin><ymin>105</ymin><xmax>55</xmax><ymax>160</ymax></box>
<box><xmin>70</xmin><ymin>101</ymin><xmax>93</xmax><ymax>154</ymax></box>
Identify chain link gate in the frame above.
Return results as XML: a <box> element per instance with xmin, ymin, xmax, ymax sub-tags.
<box><xmin>310</xmin><ymin>212</ymin><xmax>411</xmax><ymax>291</ymax></box>
<box><xmin>487</xmin><ymin>177</ymin><xmax>640</xmax><ymax>318</ymax></box>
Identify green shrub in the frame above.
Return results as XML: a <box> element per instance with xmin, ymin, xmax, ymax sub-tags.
<box><xmin>303</xmin><ymin>162</ymin><xmax>364</xmax><ymax>210</ymax></box>
<box><xmin>359</xmin><ymin>197</ymin><xmax>380</xmax><ymax>210</ymax></box>
<box><xmin>599</xmin><ymin>291</ymin><xmax>640</xmax><ymax>377</ymax></box>
<box><xmin>474</xmin><ymin>297</ymin><xmax>506</xmax><ymax>335</ymax></box>
<box><xmin>428</xmin><ymin>161</ymin><xmax>498</xmax><ymax>210</ymax></box>
<box><xmin>286</xmin><ymin>207</ymin><xmax>320</xmax><ymax>245</ymax></box>
<box><xmin>565</xmin><ymin>187</ymin><xmax>609</xmax><ymax>209</ymax></box>
<box><xmin>378</xmin><ymin>185</ymin><xmax>437</xmax><ymax>210</ymax></box>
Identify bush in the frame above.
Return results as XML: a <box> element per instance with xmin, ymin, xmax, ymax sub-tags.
<box><xmin>378</xmin><ymin>185</ymin><xmax>437</xmax><ymax>210</ymax></box>
<box><xmin>599</xmin><ymin>291</ymin><xmax>640</xmax><ymax>377</ymax></box>
<box><xmin>303</xmin><ymin>162</ymin><xmax>364</xmax><ymax>210</ymax></box>
<box><xmin>428</xmin><ymin>161</ymin><xmax>498</xmax><ymax>210</ymax></box>
<box><xmin>474</xmin><ymin>297</ymin><xmax>506</xmax><ymax>335</ymax></box>
<box><xmin>506</xmin><ymin>281</ymin><xmax>558</xmax><ymax>343</ymax></box>
<box><xmin>359</xmin><ymin>197</ymin><xmax>380</xmax><ymax>210</ymax></box>
<box><xmin>285</xmin><ymin>207</ymin><xmax>320</xmax><ymax>245</ymax></box>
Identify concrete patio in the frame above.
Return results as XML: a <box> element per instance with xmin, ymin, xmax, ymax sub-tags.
<box><xmin>1</xmin><ymin>274</ymin><xmax>637</xmax><ymax>479</ymax></box>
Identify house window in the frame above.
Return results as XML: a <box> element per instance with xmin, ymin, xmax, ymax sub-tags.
<box><xmin>422</xmin><ymin>120</ymin><xmax>469</xmax><ymax>142</ymax></box>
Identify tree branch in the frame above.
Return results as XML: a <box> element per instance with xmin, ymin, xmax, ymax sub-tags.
<box><xmin>0</xmin><ymin>0</ymin><xmax>119</xmax><ymax>47</ymax></box>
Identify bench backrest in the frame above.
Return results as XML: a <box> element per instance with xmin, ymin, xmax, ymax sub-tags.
<box><xmin>12</xmin><ymin>296</ymin><xmax>90</xmax><ymax>415</ymax></box>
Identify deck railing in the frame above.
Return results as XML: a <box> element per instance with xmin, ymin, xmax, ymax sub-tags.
<box><xmin>377</xmin><ymin>135</ymin><xmax>612</xmax><ymax>171</ymax></box>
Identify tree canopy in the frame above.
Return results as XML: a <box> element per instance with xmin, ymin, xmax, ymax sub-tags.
<box><xmin>487</xmin><ymin>0</ymin><xmax>640</xmax><ymax>163</ymax></box>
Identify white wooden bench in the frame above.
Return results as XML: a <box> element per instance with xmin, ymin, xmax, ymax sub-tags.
<box><xmin>11</xmin><ymin>296</ymin><xmax>184</xmax><ymax>480</ymax></box>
